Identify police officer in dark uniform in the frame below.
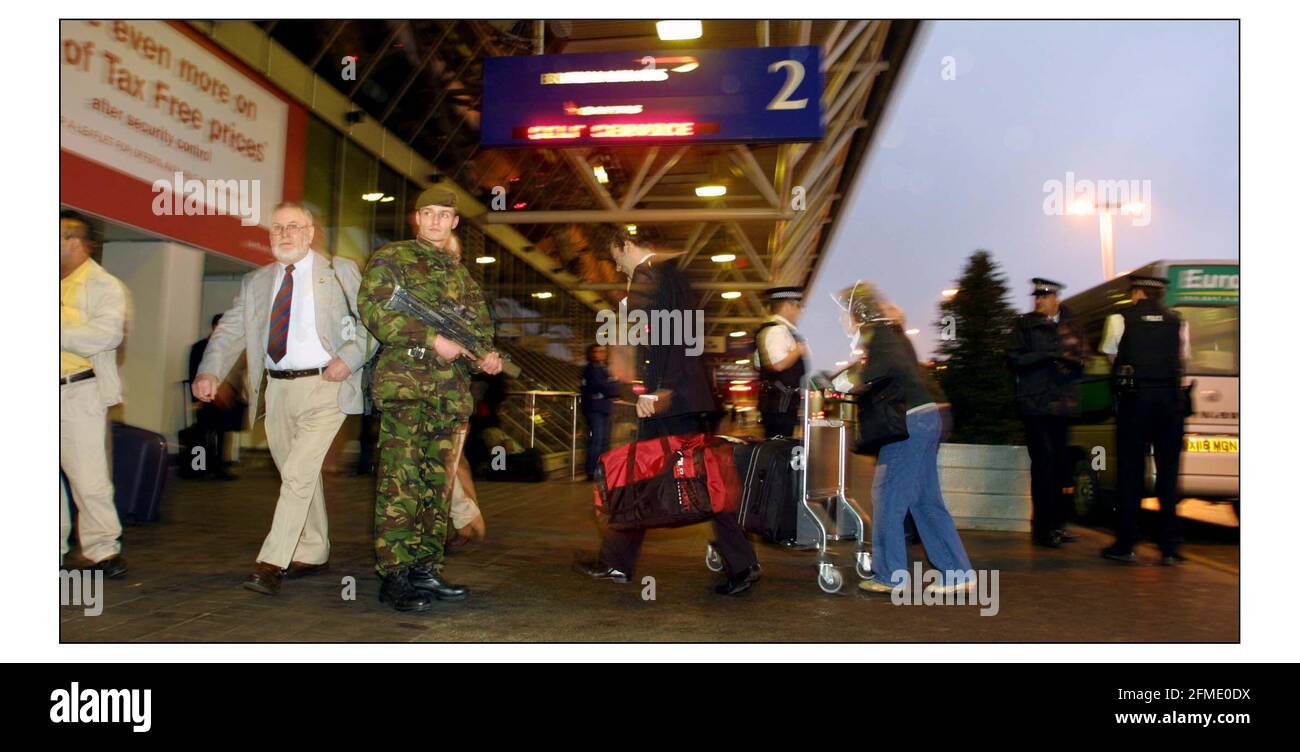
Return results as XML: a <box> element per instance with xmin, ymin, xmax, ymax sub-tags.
<box><xmin>1007</xmin><ymin>278</ymin><xmax>1085</xmax><ymax>548</ymax></box>
<box><xmin>755</xmin><ymin>286</ymin><xmax>808</xmax><ymax>439</ymax></box>
<box><xmin>1101</xmin><ymin>275</ymin><xmax>1188</xmax><ymax>565</ymax></box>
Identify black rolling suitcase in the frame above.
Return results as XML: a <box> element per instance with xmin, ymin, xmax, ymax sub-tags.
<box><xmin>730</xmin><ymin>437</ymin><xmax>803</xmax><ymax>544</ymax></box>
<box><xmin>111</xmin><ymin>422</ymin><xmax>168</xmax><ymax>522</ymax></box>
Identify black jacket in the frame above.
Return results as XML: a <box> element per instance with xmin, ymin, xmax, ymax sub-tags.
<box><xmin>1116</xmin><ymin>299</ymin><xmax>1183</xmax><ymax>383</ymax></box>
<box><xmin>580</xmin><ymin>362</ymin><xmax>615</xmax><ymax>416</ymax></box>
<box><xmin>627</xmin><ymin>256</ymin><xmax>716</xmax><ymax>418</ymax></box>
<box><xmin>1007</xmin><ymin>307</ymin><xmax>1084</xmax><ymax>417</ymax></box>
<box><xmin>859</xmin><ymin>323</ymin><xmax>934</xmax><ymax>411</ymax></box>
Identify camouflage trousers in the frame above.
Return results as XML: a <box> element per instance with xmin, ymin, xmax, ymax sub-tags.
<box><xmin>373</xmin><ymin>401</ymin><xmax>461</xmax><ymax>576</ymax></box>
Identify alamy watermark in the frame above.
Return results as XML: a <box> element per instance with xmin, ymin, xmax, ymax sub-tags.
<box><xmin>595</xmin><ymin>298</ymin><xmax>705</xmax><ymax>356</ymax></box>
<box><xmin>50</xmin><ymin>682</ymin><xmax>151</xmax><ymax>732</ymax></box>
<box><xmin>1042</xmin><ymin>171</ymin><xmax>1152</xmax><ymax>227</ymax></box>
<box><xmin>888</xmin><ymin>562</ymin><xmax>1001</xmax><ymax>616</ymax></box>
<box><xmin>151</xmin><ymin>171</ymin><xmax>261</xmax><ymax>226</ymax></box>
<box><xmin>59</xmin><ymin>568</ymin><xmax>103</xmax><ymax>617</ymax></box>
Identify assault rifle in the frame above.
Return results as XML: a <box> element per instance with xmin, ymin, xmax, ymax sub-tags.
<box><xmin>385</xmin><ymin>284</ymin><xmax>520</xmax><ymax>378</ymax></box>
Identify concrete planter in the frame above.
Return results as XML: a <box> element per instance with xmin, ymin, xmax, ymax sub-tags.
<box><xmin>845</xmin><ymin>442</ymin><xmax>1032</xmax><ymax>533</ymax></box>
<box><xmin>937</xmin><ymin>443</ymin><xmax>1031</xmax><ymax>532</ymax></box>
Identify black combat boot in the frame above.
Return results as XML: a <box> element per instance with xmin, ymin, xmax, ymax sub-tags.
<box><xmin>408</xmin><ymin>565</ymin><xmax>470</xmax><ymax>601</ymax></box>
<box><xmin>379</xmin><ymin>569</ymin><xmax>433</xmax><ymax>613</ymax></box>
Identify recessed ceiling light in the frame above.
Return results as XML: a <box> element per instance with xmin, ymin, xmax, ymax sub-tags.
<box><xmin>593</xmin><ymin>166</ymin><xmax>609</xmax><ymax>184</ymax></box>
<box><xmin>721</xmin><ymin>291</ymin><xmax>742</xmax><ymax>300</ymax></box>
<box><xmin>729</xmin><ymin>331</ymin><xmax>746</xmax><ymax>338</ymax></box>
<box><xmin>695</xmin><ymin>185</ymin><xmax>726</xmax><ymax>198</ymax></box>
<box><xmin>656</xmin><ymin>20</ymin><xmax>702</xmax><ymax>41</ymax></box>
<box><xmin>711</xmin><ymin>253</ymin><xmax>736</xmax><ymax>263</ymax></box>
<box><xmin>532</xmin><ymin>291</ymin><xmax>553</xmax><ymax>299</ymax></box>
<box><xmin>734</xmin><ymin>359</ymin><xmax>750</xmax><ymax>365</ymax></box>
<box><xmin>362</xmin><ymin>192</ymin><xmax>384</xmax><ymax>202</ymax></box>
<box><xmin>475</xmin><ymin>256</ymin><xmax>496</xmax><ymax>264</ymax></box>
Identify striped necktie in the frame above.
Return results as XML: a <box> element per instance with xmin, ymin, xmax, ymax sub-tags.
<box><xmin>267</xmin><ymin>264</ymin><xmax>294</xmax><ymax>363</ymax></box>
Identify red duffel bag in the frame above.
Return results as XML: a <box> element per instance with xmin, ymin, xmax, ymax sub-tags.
<box><xmin>593</xmin><ymin>430</ymin><xmax>739</xmax><ymax>530</ymax></box>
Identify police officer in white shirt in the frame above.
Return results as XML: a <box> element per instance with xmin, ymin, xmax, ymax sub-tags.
<box><xmin>755</xmin><ymin>287</ymin><xmax>808</xmax><ymax>439</ymax></box>
<box><xmin>1100</xmin><ymin>275</ymin><xmax>1189</xmax><ymax>565</ymax></box>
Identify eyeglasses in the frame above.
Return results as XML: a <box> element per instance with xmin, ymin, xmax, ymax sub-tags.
<box><xmin>270</xmin><ymin>223</ymin><xmax>308</xmax><ymax>236</ymax></box>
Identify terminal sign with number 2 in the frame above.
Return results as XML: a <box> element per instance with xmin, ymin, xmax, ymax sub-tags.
<box><xmin>482</xmin><ymin>46</ymin><xmax>825</xmax><ymax>147</ymax></box>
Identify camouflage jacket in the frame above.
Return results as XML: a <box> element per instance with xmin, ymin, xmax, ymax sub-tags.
<box><xmin>358</xmin><ymin>237</ymin><xmax>494</xmax><ymax>421</ymax></box>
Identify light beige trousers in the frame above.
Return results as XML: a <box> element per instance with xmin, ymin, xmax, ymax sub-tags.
<box><xmin>59</xmin><ymin>378</ymin><xmax>122</xmax><ymax>563</ymax></box>
<box><xmin>258</xmin><ymin>375</ymin><xmax>346</xmax><ymax>569</ymax></box>
<box><xmin>449</xmin><ymin>423</ymin><xmax>480</xmax><ymax>529</ymax></box>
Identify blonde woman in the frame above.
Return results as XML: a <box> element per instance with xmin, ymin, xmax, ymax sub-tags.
<box><xmin>835</xmin><ymin>282</ymin><xmax>973</xmax><ymax>595</ymax></box>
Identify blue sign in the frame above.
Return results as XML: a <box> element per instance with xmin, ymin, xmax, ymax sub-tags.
<box><xmin>481</xmin><ymin>46</ymin><xmax>824</xmax><ymax>148</ymax></box>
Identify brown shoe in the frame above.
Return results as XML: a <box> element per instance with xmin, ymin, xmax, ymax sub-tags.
<box><xmin>285</xmin><ymin>561</ymin><xmax>329</xmax><ymax>578</ymax></box>
<box><xmin>243</xmin><ymin>562</ymin><xmax>283</xmax><ymax>595</ymax></box>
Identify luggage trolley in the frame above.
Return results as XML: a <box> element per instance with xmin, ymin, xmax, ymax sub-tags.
<box><xmin>704</xmin><ymin>388</ymin><xmax>872</xmax><ymax>594</ymax></box>
<box><xmin>799</xmin><ymin>388</ymin><xmax>871</xmax><ymax>593</ymax></box>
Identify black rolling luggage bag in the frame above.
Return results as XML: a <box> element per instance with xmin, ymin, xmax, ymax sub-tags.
<box><xmin>111</xmin><ymin>422</ymin><xmax>168</xmax><ymax>522</ymax></box>
<box><xmin>730</xmin><ymin>437</ymin><xmax>802</xmax><ymax>544</ymax></box>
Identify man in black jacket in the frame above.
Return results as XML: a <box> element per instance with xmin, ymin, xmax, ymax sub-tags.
<box><xmin>1007</xmin><ymin>278</ymin><xmax>1085</xmax><ymax>548</ymax></box>
<box><xmin>575</xmin><ymin>226</ymin><xmax>759</xmax><ymax>595</ymax></box>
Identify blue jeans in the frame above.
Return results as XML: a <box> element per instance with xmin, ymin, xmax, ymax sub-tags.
<box><xmin>871</xmin><ymin>405</ymin><xmax>973</xmax><ymax>587</ymax></box>
<box><xmin>584</xmin><ymin>412</ymin><xmax>610</xmax><ymax>478</ymax></box>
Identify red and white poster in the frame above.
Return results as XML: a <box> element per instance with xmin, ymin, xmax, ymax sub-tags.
<box><xmin>60</xmin><ymin>20</ymin><xmax>306</xmax><ymax>264</ymax></box>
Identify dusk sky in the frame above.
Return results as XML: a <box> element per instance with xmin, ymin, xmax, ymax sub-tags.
<box><xmin>802</xmin><ymin>20</ymin><xmax>1239</xmax><ymax>368</ymax></box>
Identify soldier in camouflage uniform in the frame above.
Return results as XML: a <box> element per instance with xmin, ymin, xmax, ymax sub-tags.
<box><xmin>358</xmin><ymin>186</ymin><xmax>503</xmax><ymax>613</ymax></box>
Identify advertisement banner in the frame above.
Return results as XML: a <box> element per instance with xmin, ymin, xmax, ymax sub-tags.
<box><xmin>59</xmin><ymin>21</ymin><xmax>305</xmax><ymax>263</ymax></box>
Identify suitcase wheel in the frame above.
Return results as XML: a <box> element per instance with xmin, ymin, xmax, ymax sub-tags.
<box><xmin>855</xmin><ymin>550</ymin><xmax>873</xmax><ymax>580</ymax></box>
<box><xmin>817</xmin><ymin>563</ymin><xmax>844</xmax><ymax>594</ymax></box>
<box><xmin>704</xmin><ymin>544</ymin><xmax>725</xmax><ymax>573</ymax></box>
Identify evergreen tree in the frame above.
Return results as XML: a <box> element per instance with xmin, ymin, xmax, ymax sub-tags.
<box><xmin>934</xmin><ymin>250</ymin><xmax>1022</xmax><ymax>444</ymax></box>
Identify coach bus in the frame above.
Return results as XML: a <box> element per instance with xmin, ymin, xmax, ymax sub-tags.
<box><xmin>1065</xmin><ymin>260</ymin><xmax>1239</xmax><ymax>520</ymax></box>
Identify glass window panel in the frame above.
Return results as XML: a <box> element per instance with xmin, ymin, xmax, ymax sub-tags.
<box><xmin>336</xmin><ymin>140</ymin><xmax>377</xmax><ymax>266</ymax></box>
<box><xmin>303</xmin><ymin>116</ymin><xmax>340</xmax><ymax>254</ymax></box>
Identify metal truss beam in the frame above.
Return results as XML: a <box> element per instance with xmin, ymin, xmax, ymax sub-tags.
<box><xmin>485</xmin><ymin>208</ymin><xmax>792</xmax><ymax>224</ymax></box>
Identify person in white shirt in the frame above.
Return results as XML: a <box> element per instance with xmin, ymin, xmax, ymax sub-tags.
<box><xmin>60</xmin><ymin>211</ymin><xmax>129</xmax><ymax>578</ymax></box>
<box><xmin>754</xmin><ymin>286</ymin><xmax>808</xmax><ymax>439</ymax></box>
<box><xmin>194</xmin><ymin>202</ymin><xmax>372</xmax><ymax>596</ymax></box>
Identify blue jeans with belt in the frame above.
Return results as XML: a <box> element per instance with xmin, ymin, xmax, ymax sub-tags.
<box><xmin>870</xmin><ymin>405</ymin><xmax>973</xmax><ymax>587</ymax></box>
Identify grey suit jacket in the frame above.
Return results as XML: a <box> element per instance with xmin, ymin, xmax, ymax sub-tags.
<box><xmin>197</xmin><ymin>251</ymin><xmax>373</xmax><ymax>426</ymax></box>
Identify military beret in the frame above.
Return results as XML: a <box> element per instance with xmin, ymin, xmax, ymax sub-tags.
<box><xmin>1031</xmin><ymin>277</ymin><xmax>1065</xmax><ymax>297</ymax></box>
<box><xmin>412</xmin><ymin>185</ymin><xmax>458</xmax><ymax>212</ymax></box>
